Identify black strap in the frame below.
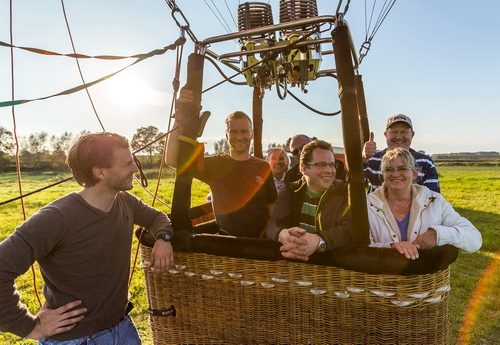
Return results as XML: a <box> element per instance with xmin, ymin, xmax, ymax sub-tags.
<box><xmin>148</xmin><ymin>305</ymin><xmax>176</xmax><ymax>317</ymax></box>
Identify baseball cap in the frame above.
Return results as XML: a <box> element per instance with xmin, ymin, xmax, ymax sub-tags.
<box><xmin>386</xmin><ymin>114</ymin><xmax>413</xmax><ymax>129</ymax></box>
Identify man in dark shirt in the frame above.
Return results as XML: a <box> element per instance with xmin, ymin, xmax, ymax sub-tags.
<box><xmin>0</xmin><ymin>133</ymin><xmax>174</xmax><ymax>343</ymax></box>
<box><xmin>166</xmin><ymin>93</ymin><xmax>277</xmax><ymax>237</ymax></box>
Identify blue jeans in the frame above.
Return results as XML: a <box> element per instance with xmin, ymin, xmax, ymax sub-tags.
<box><xmin>38</xmin><ymin>315</ymin><xmax>141</xmax><ymax>345</ymax></box>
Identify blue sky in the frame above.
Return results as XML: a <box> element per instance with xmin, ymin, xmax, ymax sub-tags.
<box><xmin>1</xmin><ymin>0</ymin><xmax>499</xmax><ymax>154</ymax></box>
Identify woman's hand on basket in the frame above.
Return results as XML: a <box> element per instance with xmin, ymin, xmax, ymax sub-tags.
<box><xmin>151</xmin><ymin>239</ymin><xmax>174</xmax><ymax>272</ymax></box>
<box><xmin>391</xmin><ymin>241</ymin><xmax>420</xmax><ymax>260</ymax></box>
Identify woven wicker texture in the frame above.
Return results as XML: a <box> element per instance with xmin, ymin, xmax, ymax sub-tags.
<box><xmin>140</xmin><ymin>246</ymin><xmax>450</xmax><ymax>345</ymax></box>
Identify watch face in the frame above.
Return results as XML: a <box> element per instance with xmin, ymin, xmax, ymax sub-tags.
<box><xmin>318</xmin><ymin>238</ymin><xmax>326</xmax><ymax>252</ymax></box>
<box><xmin>163</xmin><ymin>233</ymin><xmax>171</xmax><ymax>241</ymax></box>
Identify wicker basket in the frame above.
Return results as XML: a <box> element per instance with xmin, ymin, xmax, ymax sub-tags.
<box><xmin>140</xmin><ymin>245</ymin><xmax>451</xmax><ymax>345</ymax></box>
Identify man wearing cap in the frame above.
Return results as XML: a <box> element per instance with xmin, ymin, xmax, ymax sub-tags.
<box><xmin>362</xmin><ymin>114</ymin><xmax>440</xmax><ymax>193</ymax></box>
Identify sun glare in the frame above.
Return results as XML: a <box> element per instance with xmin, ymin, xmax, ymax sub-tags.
<box><xmin>106</xmin><ymin>72</ymin><xmax>161</xmax><ymax>108</ymax></box>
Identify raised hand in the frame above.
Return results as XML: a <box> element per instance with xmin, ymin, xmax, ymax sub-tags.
<box><xmin>27</xmin><ymin>300</ymin><xmax>87</xmax><ymax>340</ymax></box>
<box><xmin>175</xmin><ymin>85</ymin><xmax>210</xmax><ymax>139</ymax></box>
<box><xmin>362</xmin><ymin>131</ymin><xmax>377</xmax><ymax>161</ymax></box>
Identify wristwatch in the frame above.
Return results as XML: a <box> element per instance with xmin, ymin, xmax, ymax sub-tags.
<box><xmin>157</xmin><ymin>232</ymin><xmax>172</xmax><ymax>242</ymax></box>
<box><xmin>317</xmin><ymin>237</ymin><xmax>327</xmax><ymax>253</ymax></box>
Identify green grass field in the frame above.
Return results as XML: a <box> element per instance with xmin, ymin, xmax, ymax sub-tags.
<box><xmin>0</xmin><ymin>166</ymin><xmax>498</xmax><ymax>344</ymax></box>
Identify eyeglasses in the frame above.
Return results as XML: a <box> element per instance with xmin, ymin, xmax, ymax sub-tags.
<box><xmin>382</xmin><ymin>166</ymin><xmax>413</xmax><ymax>174</ymax></box>
<box><xmin>307</xmin><ymin>162</ymin><xmax>338</xmax><ymax>169</ymax></box>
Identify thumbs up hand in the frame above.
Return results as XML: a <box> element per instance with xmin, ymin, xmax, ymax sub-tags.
<box><xmin>362</xmin><ymin>131</ymin><xmax>377</xmax><ymax>161</ymax></box>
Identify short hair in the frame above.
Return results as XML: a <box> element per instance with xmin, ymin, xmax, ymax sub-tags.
<box><xmin>225</xmin><ymin>111</ymin><xmax>252</xmax><ymax>132</ymax></box>
<box><xmin>266</xmin><ymin>147</ymin><xmax>290</xmax><ymax>169</ymax></box>
<box><xmin>300</xmin><ymin>140</ymin><xmax>334</xmax><ymax>168</ymax></box>
<box><xmin>67</xmin><ymin>132</ymin><xmax>130</xmax><ymax>187</ymax></box>
<box><xmin>289</xmin><ymin>134</ymin><xmax>311</xmax><ymax>153</ymax></box>
<box><xmin>381</xmin><ymin>147</ymin><xmax>416</xmax><ymax>172</ymax></box>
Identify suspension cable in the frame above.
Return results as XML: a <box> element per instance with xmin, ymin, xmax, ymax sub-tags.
<box><xmin>61</xmin><ymin>0</ymin><xmax>105</xmax><ymax>131</ymax></box>
<box><xmin>165</xmin><ymin>0</ymin><xmax>199</xmax><ymax>44</ymax></box>
<box><xmin>129</xmin><ymin>27</ymin><xmax>186</xmax><ymax>288</ymax></box>
<box><xmin>359</xmin><ymin>0</ymin><xmax>397</xmax><ymax>64</ymax></box>
<box><xmin>204</xmin><ymin>0</ymin><xmax>232</xmax><ymax>34</ymax></box>
<box><xmin>223</xmin><ymin>0</ymin><xmax>238</xmax><ymax>30</ymax></box>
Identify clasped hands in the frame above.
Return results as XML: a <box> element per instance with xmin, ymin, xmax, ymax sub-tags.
<box><xmin>278</xmin><ymin>227</ymin><xmax>321</xmax><ymax>261</ymax></box>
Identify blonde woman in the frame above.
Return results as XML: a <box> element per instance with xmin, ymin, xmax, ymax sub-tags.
<box><xmin>367</xmin><ymin>147</ymin><xmax>481</xmax><ymax>260</ymax></box>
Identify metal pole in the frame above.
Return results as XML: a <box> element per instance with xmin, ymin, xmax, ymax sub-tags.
<box><xmin>355</xmin><ymin>75</ymin><xmax>370</xmax><ymax>144</ymax></box>
<box><xmin>332</xmin><ymin>22</ymin><xmax>369</xmax><ymax>246</ymax></box>
<box><xmin>252</xmin><ymin>86</ymin><xmax>263</xmax><ymax>158</ymax></box>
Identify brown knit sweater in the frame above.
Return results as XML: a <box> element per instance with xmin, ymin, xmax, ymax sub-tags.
<box><xmin>0</xmin><ymin>192</ymin><xmax>172</xmax><ymax>340</ymax></box>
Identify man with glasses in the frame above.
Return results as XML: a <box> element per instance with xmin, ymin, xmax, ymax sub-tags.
<box><xmin>266</xmin><ymin>140</ymin><xmax>351</xmax><ymax>261</ymax></box>
<box><xmin>362</xmin><ymin>114</ymin><xmax>440</xmax><ymax>192</ymax></box>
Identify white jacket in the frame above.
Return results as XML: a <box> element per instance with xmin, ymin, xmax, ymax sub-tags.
<box><xmin>367</xmin><ymin>184</ymin><xmax>482</xmax><ymax>253</ymax></box>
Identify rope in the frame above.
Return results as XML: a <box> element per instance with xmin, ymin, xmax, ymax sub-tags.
<box><xmin>282</xmin><ymin>84</ymin><xmax>341</xmax><ymax>117</ymax></box>
<box><xmin>0</xmin><ymin>177</ymin><xmax>74</xmax><ymax>206</ymax></box>
<box><xmin>0</xmin><ymin>41</ymin><xmax>176</xmax><ymax>60</ymax></box>
<box><xmin>0</xmin><ymin>37</ymin><xmax>186</xmax><ymax>108</ymax></box>
<box><xmin>128</xmin><ymin>38</ymin><xmax>185</xmax><ymax>288</ymax></box>
<box><xmin>9</xmin><ymin>0</ymin><xmax>43</xmax><ymax>308</ymax></box>
<box><xmin>204</xmin><ymin>55</ymin><xmax>247</xmax><ymax>86</ymax></box>
<box><xmin>61</xmin><ymin>0</ymin><xmax>105</xmax><ymax>131</ymax></box>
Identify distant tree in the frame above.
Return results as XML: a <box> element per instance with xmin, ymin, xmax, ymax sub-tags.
<box><xmin>50</xmin><ymin>132</ymin><xmax>74</xmax><ymax>169</ymax></box>
<box><xmin>21</xmin><ymin>132</ymin><xmax>49</xmax><ymax>169</ymax></box>
<box><xmin>131</xmin><ymin>126</ymin><xmax>164</xmax><ymax>165</ymax></box>
<box><xmin>51</xmin><ymin>132</ymin><xmax>73</xmax><ymax>154</ymax></box>
<box><xmin>0</xmin><ymin>127</ymin><xmax>14</xmax><ymax>154</ymax></box>
<box><xmin>214</xmin><ymin>138</ymin><xmax>229</xmax><ymax>155</ymax></box>
<box><xmin>0</xmin><ymin>127</ymin><xmax>14</xmax><ymax>171</ymax></box>
<box><xmin>26</xmin><ymin>132</ymin><xmax>49</xmax><ymax>155</ymax></box>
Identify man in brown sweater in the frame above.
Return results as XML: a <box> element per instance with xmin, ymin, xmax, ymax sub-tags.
<box><xmin>0</xmin><ymin>132</ymin><xmax>174</xmax><ymax>344</ymax></box>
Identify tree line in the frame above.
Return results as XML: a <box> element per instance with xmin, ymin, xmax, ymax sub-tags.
<box><xmin>0</xmin><ymin>126</ymin><xmax>166</xmax><ymax>172</ymax></box>
<box><xmin>0</xmin><ymin>125</ymin><xmax>303</xmax><ymax>172</ymax></box>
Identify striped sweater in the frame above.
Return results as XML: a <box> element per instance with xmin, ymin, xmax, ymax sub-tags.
<box><xmin>364</xmin><ymin>148</ymin><xmax>440</xmax><ymax>193</ymax></box>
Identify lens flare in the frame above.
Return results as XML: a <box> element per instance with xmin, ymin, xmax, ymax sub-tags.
<box><xmin>458</xmin><ymin>250</ymin><xmax>500</xmax><ymax>344</ymax></box>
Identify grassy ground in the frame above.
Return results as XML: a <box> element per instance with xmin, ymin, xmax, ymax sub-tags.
<box><xmin>0</xmin><ymin>166</ymin><xmax>498</xmax><ymax>344</ymax></box>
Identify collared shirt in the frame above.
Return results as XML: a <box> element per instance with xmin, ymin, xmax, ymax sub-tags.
<box><xmin>273</xmin><ymin>176</ymin><xmax>286</xmax><ymax>193</ymax></box>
